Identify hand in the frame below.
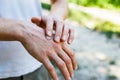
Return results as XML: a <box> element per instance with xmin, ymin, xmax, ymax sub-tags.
<box><xmin>19</xmin><ymin>21</ymin><xmax>77</xmax><ymax>80</ymax></box>
<box><xmin>31</xmin><ymin>16</ymin><xmax>74</xmax><ymax>44</ymax></box>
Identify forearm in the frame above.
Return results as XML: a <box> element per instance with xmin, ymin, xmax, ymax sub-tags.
<box><xmin>0</xmin><ymin>18</ymin><xmax>45</xmax><ymax>42</ymax></box>
<box><xmin>49</xmin><ymin>0</ymin><xmax>68</xmax><ymax>19</ymax></box>
<box><xmin>0</xmin><ymin>18</ymin><xmax>22</xmax><ymax>41</ymax></box>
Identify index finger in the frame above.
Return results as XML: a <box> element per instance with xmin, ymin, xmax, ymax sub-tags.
<box><xmin>43</xmin><ymin>58</ymin><xmax>58</xmax><ymax>80</ymax></box>
<box><xmin>62</xmin><ymin>43</ymin><xmax>78</xmax><ymax>70</ymax></box>
<box><xmin>68</xmin><ymin>28</ymin><xmax>75</xmax><ymax>44</ymax></box>
<box><xmin>51</xmin><ymin>54</ymin><xmax>71</xmax><ymax>80</ymax></box>
<box><xmin>45</xmin><ymin>16</ymin><xmax>54</xmax><ymax>38</ymax></box>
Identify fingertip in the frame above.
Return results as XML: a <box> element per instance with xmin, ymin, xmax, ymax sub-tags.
<box><xmin>73</xmin><ymin>59</ymin><xmax>78</xmax><ymax>70</ymax></box>
<box><xmin>61</xmin><ymin>35</ymin><xmax>67</xmax><ymax>41</ymax></box>
<box><xmin>46</xmin><ymin>31</ymin><xmax>52</xmax><ymax>37</ymax></box>
<box><xmin>71</xmin><ymin>73</ymin><xmax>74</xmax><ymax>78</ymax></box>
<box><xmin>54</xmin><ymin>36</ymin><xmax>60</xmax><ymax>42</ymax></box>
<box><xmin>31</xmin><ymin>17</ymin><xmax>42</xmax><ymax>26</ymax></box>
<box><xmin>75</xmin><ymin>65</ymin><xmax>78</xmax><ymax>70</ymax></box>
<box><xmin>31</xmin><ymin>17</ymin><xmax>41</xmax><ymax>22</ymax></box>
<box><xmin>68</xmin><ymin>30</ymin><xmax>74</xmax><ymax>44</ymax></box>
<box><xmin>52</xmin><ymin>77</ymin><xmax>59</xmax><ymax>80</ymax></box>
<box><xmin>68</xmin><ymin>39</ymin><xmax>72</xmax><ymax>44</ymax></box>
<box><xmin>31</xmin><ymin>17</ymin><xmax>36</xmax><ymax>23</ymax></box>
<box><xmin>46</xmin><ymin>36</ymin><xmax>51</xmax><ymax>40</ymax></box>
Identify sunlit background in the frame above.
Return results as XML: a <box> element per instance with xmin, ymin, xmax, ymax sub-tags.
<box><xmin>41</xmin><ymin>0</ymin><xmax>120</xmax><ymax>80</ymax></box>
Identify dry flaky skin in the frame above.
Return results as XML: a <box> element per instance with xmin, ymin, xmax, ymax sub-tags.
<box><xmin>0</xmin><ymin>18</ymin><xmax>77</xmax><ymax>80</ymax></box>
<box><xmin>20</xmin><ymin>21</ymin><xmax>77</xmax><ymax>80</ymax></box>
<box><xmin>31</xmin><ymin>0</ymin><xmax>75</xmax><ymax>45</ymax></box>
<box><xmin>31</xmin><ymin>15</ymin><xmax>75</xmax><ymax>44</ymax></box>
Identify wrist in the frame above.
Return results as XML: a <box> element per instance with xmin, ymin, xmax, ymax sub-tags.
<box><xmin>0</xmin><ymin>18</ymin><xmax>26</xmax><ymax>41</ymax></box>
<box><xmin>13</xmin><ymin>21</ymin><xmax>29</xmax><ymax>42</ymax></box>
<box><xmin>16</xmin><ymin>21</ymin><xmax>45</xmax><ymax>43</ymax></box>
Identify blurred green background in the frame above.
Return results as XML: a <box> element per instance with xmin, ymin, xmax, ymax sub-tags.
<box><xmin>69</xmin><ymin>0</ymin><xmax>120</xmax><ymax>9</ymax></box>
<box><xmin>42</xmin><ymin>0</ymin><xmax>120</xmax><ymax>38</ymax></box>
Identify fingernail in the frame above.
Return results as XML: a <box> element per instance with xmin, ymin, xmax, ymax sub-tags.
<box><xmin>46</xmin><ymin>36</ymin><xmax>51</xmax><ymax>40</ymax></box>
<box><xmin>55</xmin><ymin>36</ymin><xmax>60</xmax><ymax>42</ymax></box>
<box><xmin>75</xmin><ymin>66</ymin><xmax>78</xmax><ymax>70</ymax></box>
<box><xmin>62</xmin><ymin>35</ymin><xmax>66</xmax><ymax>41</ymax></box>
<box><xmin>56</xmin><ymin>78</ymin><xmax>59</xmax><ymax>80</ymax></box>
<box><xmin>47</xmin><ymin>31</ymin><xmax>52</xmax><ymax>36</ymax></box>
<box><xmin>68</xmin><ymin>40</ymin><xmax>72</xmax><ymax>44</ymax></box>
<box><xmin>68</xmin><ymin>77</ymin><xmax>72</xmax><ymax>80</ymax></box>
<box><xmin>71</xmin><ymin>74</ymin><xmax>74</xmax><ymax>78</ymax></box>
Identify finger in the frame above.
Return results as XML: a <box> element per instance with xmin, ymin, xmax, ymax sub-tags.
<box><xmin>42</xmin><ymin>16</ymin><xmax>54</xmax><ymax>38</ymax></box>
<box><xmin>31</xmin><ymin>17</ymin><xmax>41</xmax><ymax>26</ymax></box>
<box><xmin>51</xmin><ymin>54</ymin><xmax>71</xmax><ymax>80</ymax></box>
<box><xmin>42</xmin><ymin>58</ymin><xmax>58</xmax><ymax>80</ymax></box>
<box><xmin>68</xmin><ymin>29</ymin><xmax>75</xmax><ymax>44</ymax></box>
<box><xmin>54</xmin><ymin>20</ymin><xmax>63</xmax><ymax>42</ymax></box>
<box><xmin>61</xmin><ymin>24</ymin><xmax>69</xmax><ymax>41</ymax></box>
<box><xmin>62</xmin><ymin>44</ymin><xmax>77</xmax><ymax>70</ymax></box>
<box><xmin>58</xmin><ymin>49</ymin><xmax>74</xmax><ymax>78</ymax></box>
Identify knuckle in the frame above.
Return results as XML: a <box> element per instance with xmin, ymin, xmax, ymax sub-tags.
<box><xmin>41</xmin><ymin>16</ymin><xmax>46</xmax><ymax>20</ymax></box>
<box><xmin>56</xmin><ymin>20</ymin><xmax>63</xmax><ymax>25</ymax></box>
<box><xmin>41</xmin><ymin>49</ymin><xmax>47</xmax><ymax>56</ymax></box>
<box><xmin>65</xmin><ymin>24</ymin><xmax>69</xmax><ymax>28</ymax></box>
<box><xmin>58</xmin><ymin>21</ymin><xmax>63</xmax><ymax>24</ymax></box>
<box><xmin>66</xmin><ymin>58</ymin><xmax>71</xmax><ymax>65</ymax></box>
<box><xmin>55</xmin><ymin>31</ymin><xmax>61</xmax><ymax>37</ymax></box>
<box><xmin>63</xmin><ymin>31</ymin><xmax>68</xmax><ymax>35</ymax></box>
<box><xmin>48</xmin><ymin>66</ymin><xmax>54</xmax><ymax>72</ymax></box>
<box><xmin>64</xmin><ymin>26</ymin><xmax>69</xmax><ymax>32</ymax></box>
<box><xmin>46</xmin><ymin>27</ymin><xmax>52</xmax><ymax>31</ymax></box>
<box><xmin>70</xmin><ymin>35</ymin><xmax>74</xmax><ymax>40</ymax></box>
<box><xmin>55</xmin><ymin>31</ymin><xmax>62</xmax><ymax>37</ymax></box>
<box><xmin>70</xmin><ymin>52</ymin><xmax>75</xmax><ymax>57</ymax></box>
<box><xmin>43</xmin><ymin>16</ymin><xmax>52</xmax><ymax>22</ymax></box>
<box><xmin>59</xmin><ymin>22</ymin><xmax>63</xmax><ymax>27</ymax></box>
<box><xmin>47</xmin><ymin>50</ymin><xmax>52</xmax><ymax>54</ymax></box>
<box><xmin>70</xmin><ymin>28</ymin><xmax>75</xmax><ymax>33</ymax></box>
<box><xmin>70</xmin><ymin>29</ymin><xmax>75</xmax><ymax>39</ymax></box>
<box><xmin>47</xmin><ymin>50</ymin><xmax>55</xmax><ymax>56</ymax></box>
<box><xmin>53</xmin><ymin>43</ymin><xmax>60</xmax><ymax>50</ymax></box>
<box><xmin>47</xmin><ymin>16</ymin><xmax>53</xmax><ymax>21</ymax></box>
<box><xmin>58</xmin><ymin>61</ymin><xmax>66</xmax><ymax>67</ymax></box>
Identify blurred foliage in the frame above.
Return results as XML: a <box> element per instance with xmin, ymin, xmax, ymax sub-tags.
<box><xmin>69</xmin><ymin>0</ymin><xmax>120</xmax><ymax>10</ymax></box>
<box><xmin>106</xmin><ymin>74</ymin><xmax>118</xmax><ymax>80</ymax></box>
<box><xmin>69</xmin><ymin>9</ymin><xmax>92</xmax><ymax>24</ymax></box>
<box><xmin>68</xmin><ymin>0</ymin><xmax>120</xmax><ymax>38</ymax></box>
<box><xmin>69</xmin><ymin>9</ymin><xmax>120</xmax><ymax>38</ymax></box>
<box><xmin>94</xmin><ymin>21</ymin><xmax>120</xmax><ymax>38</ymax></box>
<box><xmin>109</xmin><ymin>60</ymin><xmax>116</xmax><ymax>65</ymax></box>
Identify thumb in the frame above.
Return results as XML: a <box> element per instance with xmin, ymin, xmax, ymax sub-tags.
<box><xmin>31</xmin><ymin>17</ymin><xmax>42</xmax><ymax>26</ymax></box>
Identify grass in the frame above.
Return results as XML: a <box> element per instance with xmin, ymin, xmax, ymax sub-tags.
<box><xmin>68</xmin><ymin>8</ymin><xmax>120</xmax><ymax>38</ymax></box>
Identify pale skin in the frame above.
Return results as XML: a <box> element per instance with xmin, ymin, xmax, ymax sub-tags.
<box><xmin>0</xmin><ymin>0</ymin><xmax>77</xmax><ymax>80</ymax></box>
<box><xmin>0</xmin><ymin>18</ymin><xmax>77</xmax><ymax>80</ymax></box>
<box><xmin>32</xmin><ymin>0</ymin><xmax>74</xmax><ymax>44</ymax></box>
